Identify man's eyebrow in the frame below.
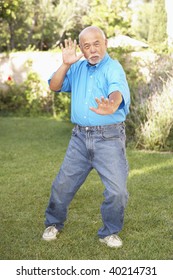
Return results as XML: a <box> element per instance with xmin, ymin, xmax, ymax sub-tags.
<box><xmin>83</xmin><ymin>40</ymin><xmax>100</xmax><ymax>46</ymax></box>
<box><xmin>83</xmin><ymin>43</ymin><xmax>90</xmax><ymax>46</ymax></box>
<box><xmin>94</xmin><ymin>40</ymin><xmax>100</xmax><ymax>44</ymax></box>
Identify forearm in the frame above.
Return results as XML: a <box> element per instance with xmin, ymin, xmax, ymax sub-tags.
<box><xmin>49</xmin><ymin>63</ymin><xmax>70</xmax><ymax>91</ymax></box>
<box><xmin>108</xmin><ymin>91</ymin><xmax>123</xmax><ymax>113</ymax></box>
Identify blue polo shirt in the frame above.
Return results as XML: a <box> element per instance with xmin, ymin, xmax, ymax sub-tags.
<box><xmin>49</xmin><ymin>53</ymin><xmax>130</xmax><ymax>126</ymax></box>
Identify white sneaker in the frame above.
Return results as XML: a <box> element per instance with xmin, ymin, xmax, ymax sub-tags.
<box><xmin>42</xmin><ymin>226</ymin><xmax>58</xmax><ymax>241</ymax></box>
<box><xmin>99</xmin><ymin>234</ymin><xmax>123</xmax><ymax>248</ymax></box>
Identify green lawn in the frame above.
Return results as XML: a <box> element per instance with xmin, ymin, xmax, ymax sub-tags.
<box><xmin>0</xmin><ymin>117</ymin><xmax>173</xmax><ymax>260</ymax></box>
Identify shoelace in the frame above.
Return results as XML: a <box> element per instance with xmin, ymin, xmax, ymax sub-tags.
<box><xmin>108</xmin><ymin>235</ymin><xmax>121</xmax><ymax>241</ymax></box>
<box><xmin>47</xmin><ymin>226</ymin><xmax>56</xmax><ymax>234</ymax></box>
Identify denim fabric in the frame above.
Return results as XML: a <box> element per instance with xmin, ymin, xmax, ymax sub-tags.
<box><xmin>44</xmin><ymin>123</ymin><xmax>129</xmax><ymax>238</ymax></box>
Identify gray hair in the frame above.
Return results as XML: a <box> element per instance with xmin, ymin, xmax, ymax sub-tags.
<box><xmin>79</xmin><ymin>26</ymin><xmax>106</xmax><ymax>43</ymax></box>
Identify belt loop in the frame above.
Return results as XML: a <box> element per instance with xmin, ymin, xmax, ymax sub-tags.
<box><xmin>76</xmin><ymin>124</ymin><xmax>79</xmax><ymax>131</ymax></box>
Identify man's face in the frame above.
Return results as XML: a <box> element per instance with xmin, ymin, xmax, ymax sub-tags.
<box><xmin>79</xmin><ymin>30</ymin><xmax>107</xmax><ymax>65</ymax></box>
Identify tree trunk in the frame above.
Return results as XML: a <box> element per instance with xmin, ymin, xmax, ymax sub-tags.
<box><xmin>8</xmin><ymin>22</ymin><xmax>15</xmax><ymax>50</ymax></box>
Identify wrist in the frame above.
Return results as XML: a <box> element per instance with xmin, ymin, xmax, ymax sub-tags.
<box><xmin>109</xmin><ymin>91</ymin><xmax>123</xmax><ymax>105</ymax></box>
<box><xmin>62</xmin><ymin>62</ymin><xmax>71</xmax><ymax>69</ymax></box>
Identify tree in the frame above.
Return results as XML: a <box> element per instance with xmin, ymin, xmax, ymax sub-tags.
<box><xmin>165</xmin><ymin>0</ymin><xmax>173</xmax><ymax>48</ymax></box>
<box><xmin>82</xmin><ymin>0</ymin><xmax>132</xmax><ymax>38</ymax></box>
<box><xmin>53</xmin><ymin>0</ymin><xmax>89</xmax><ymax>45</ymax></box>
<box><xmin>0</xmin><ymin>0</ymin><xmax>25</xmax><ymax>50</ymax></box>
<box><xmin>131</xmin><ymin>1</ymin><xmax>152</xmax><ymax>42</ymax></box>
<box><xmin>0</xmin><ymin>0</ymin><xmax>89</xmax><ymax>51</ymax></box>
<box><xmin>148</xmin><ymin>0</ymin><xmax>168</xmax><ymax>51</ymax></box>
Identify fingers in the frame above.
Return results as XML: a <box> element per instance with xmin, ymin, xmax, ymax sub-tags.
<box><xmin>64</xmin><ymin>38</ymin><xmax>71</xmax><ymax>49</ymax></box>
<box><xmin>61</xmin><ymin>38</ymin><xmax>77</xmax><ymax>49</ymax></box>
<box><xmin>95</xmin><ymin>97</ymin><xmax>101</xmax><ymax>105</ymax></box>
<box><xmin>64</xmin><ymin>39</ymin><xmax>68</xmax><ymax>48</ymax></box>
<box><xmin>102</xmin><ymin>97</ymin><xmax>109</xmax><ymax>105</ymax></box>
<box><xmin>89</xmin><ymin>106</ymin><xmax>97</xmax><ymax>113</ymax></box>
<box><xmin>95</xmin><ymin>97</ymin><xmax>109</xmax><ymax>105</ymax></box>
<box><xmin>90</xmin><ymin>97</ymin><xmax>116</xmax><ymax>115</ymax></box>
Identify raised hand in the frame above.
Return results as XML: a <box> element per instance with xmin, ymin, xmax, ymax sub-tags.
<box><xmin>90</xmin><ymin>96</ymin><xmax>119</xmax><ymax>115</ymax></box>
<box><xmin>60</xmin><ymin>38</ymin><xmax>83</xmax><ymax>66</ymax></box>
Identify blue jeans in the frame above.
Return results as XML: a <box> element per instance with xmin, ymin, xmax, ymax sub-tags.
<box><xmin>44</xmin><ymin>123</ymin><xmax>129</xmax><ymax>238</ymax></box>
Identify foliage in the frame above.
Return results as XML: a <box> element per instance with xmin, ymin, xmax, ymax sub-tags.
<box><xmin>132</xmin><ymin>1</ymin><xmax>152</xmax><ymax>42</ymax></box>
<box><xmin>54</xmin><ymin>0</ymin><xmax>89</xmax><ymax>44</ymax></box>
<box><xmin>134</xmin><ymin>53</ymin><xmax>173</xmax><ymax>150</ymax></box>
<box><xmin>132</xmin><ymin>0</ymin><xmax>169</xmax><ymax>53</ymax></box>
<box><xmin>148</xmin><ymin>0</ymin><xmax>168</xmax><ymax>53</ymax></box>
<box><xmin>0</xmin><ymin>0</ymin><xmax>171</xmax><ymax>52</ymax></box>
<box><xmin>82</xmin><ymin>0</ymin><xmax>132</xmax><ymax>38</ymax></box>
<box><xmin>0</xmin><ymin>82</ymin><xmax>26</xmax><ymax>116</ymax></box>
<box><xmin>0</xmin><ymin>0</ymin><xmax>33</xmax><ymax>51</ymax></box>
<box><xmin>0</xmin><ymin>70</ymin><xmax>52</xmax><ymax>116</ymax></box>
<box><xmin>108</xmin><ymin>48</ymin><xmax>173</xmax><ymax>149</ymax></box>
<box><xmin>0</xmin><ymin>0</ymin><xmax>133</xmax><ymax>52</ymax></box>
<box><xmin>136</xmin><ymin>77</ymin><xmax>173</xmax><ymax>150</ymax></box>
<box><xmin>0</xmin><ymin>67</ymin><xmax>71</xmax><ymax>119</ymax></box>
<box><xmin>53</xmin><ymin>92</ymin><xmax>71</xmax><ymax>121</ymax></box>
<box><xmin>0</xmin><ymin>0</ymin><xmax>89</xmax><ymax>51</ymax></box>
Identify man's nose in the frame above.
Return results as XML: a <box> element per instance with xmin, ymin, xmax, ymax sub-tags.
<box><xmin>90</xmin><ymin>45</ymin><xmax>96</xmax><ymax>53</ymax></box>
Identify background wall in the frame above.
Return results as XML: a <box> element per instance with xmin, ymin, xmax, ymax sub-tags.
<box><xmin>0</xmin><ymin>52</ymin><xmax>62</xmax><ymax>87</ymax></box>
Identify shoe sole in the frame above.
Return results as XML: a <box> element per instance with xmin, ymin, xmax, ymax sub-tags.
<box><xmin>42</xmin><ymin>236</ymin><xmax>57</xmax><ymax>241</ymax></box>
<box><xmin>42</xmin><ymin>233</ymin><xmax>58</xmax><ymax>241</ymax></box>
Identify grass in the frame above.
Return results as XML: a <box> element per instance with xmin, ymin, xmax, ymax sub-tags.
<box><xmin>0</xmin><ymin>117</ymin><xmax>173</xmax><ymax>260</ymax></box>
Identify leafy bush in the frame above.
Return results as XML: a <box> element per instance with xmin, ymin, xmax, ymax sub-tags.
<box><xmin>0</xmin><ymin>82</ymin><xmax>27</xmax><ymax>116</ymax></box>
<box><xmin>0</xmin><ymin>72</ymin><xmax>53</xmax><ymax>116</ymax></box>
<box><xmin>53</xmin><ymin>92</ymin><xmax>71</xmax><ymax>121</ymax></box>
<box><xmin>108</xmin><ymin>49</ymin><xmax>173</xmax><ymax>150</ymax></box>
<box><xmin>136</xmin><ymin>77</ymin><xmax>173</xmax><ymax>150</ymax></box>
<box><xmin>0</xmin><ymin>65</ymin><xmax>71</xmax><ymax>119</ymax></box>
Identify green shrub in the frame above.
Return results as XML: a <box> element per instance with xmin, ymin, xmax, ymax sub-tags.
<box><xmin>0</xmin><ymin>72</ymin><xmax>53</xmax><ymax>116</ymax></box>
<box><xmin>0</xmin><ymin>82</ymin><xmax>27</xmax><ymax>116</ymax></box>
<box><xmin>0</xmin><ymin>70</ymin><xmax>71</xmax><ymax>119</ymax></box>
<box><xmin>22</xmin><ymin>72</ymin><xmax>53</xmax><ymax>116</ymax></box>
<box><xmin>53</xmin><ymin>92</ymin><xmax>71</xmax><ymax>121</ymax></box>
<box><xmin>109</xmin><ymin>49</ymin><xmax>173</xmax><ymax>149</ymax></box>
<box><xmin>136</xmin><ymin>77</ymin><xmax>173</xmax><ymax>150</ymax></box>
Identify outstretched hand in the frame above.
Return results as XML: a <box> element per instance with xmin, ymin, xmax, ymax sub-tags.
<box><xmin>90</xmin><ymin>96</ymin><xmax>119</xmax><ymax>115</ymax></box>
<box><xmin>60</xmin><ymin>38</ymin><xmax>83</xmax><ymax>66</ymax></box>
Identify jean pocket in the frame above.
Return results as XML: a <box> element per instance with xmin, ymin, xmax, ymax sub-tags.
<box><xmin>101</xmin><ymin>127</ymin><xmax>120</xmax><ymax>140</ymax></box>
